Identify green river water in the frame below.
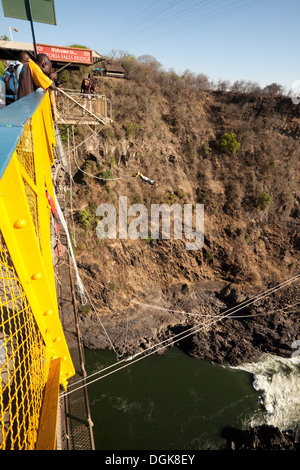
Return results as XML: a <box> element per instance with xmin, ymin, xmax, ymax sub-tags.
<box><xmin>84</xmin><ymin>347</ymin><xmax>262</xmax><ymax>450</ymax></box>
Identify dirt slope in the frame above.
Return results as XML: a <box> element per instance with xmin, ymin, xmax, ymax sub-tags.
<box><xmin>58</xmin><ymin>62</ymin><xmax>300</xmax><ymax>364</ymax></box>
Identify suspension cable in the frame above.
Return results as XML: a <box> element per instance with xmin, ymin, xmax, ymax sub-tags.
<box><xmin>60</xmin><ymin>274</ymin><xmax>299</xmax><ymax>397</ymax></box>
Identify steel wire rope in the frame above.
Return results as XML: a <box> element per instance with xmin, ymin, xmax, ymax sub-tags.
<box><xmin>127</xmin><ymin>0</ymin><xmax>274</xmax><ymax>45</ymax></box>
<box><xmin>101</xmin><ymin>0</ymin><xmax>173</xmax><ymax>45</ymax></box>
<box><xmin>61</xmin><ymin>273</ymin><xmax>300</xmax><ymax>397</ymax></box>
<box><xmin>155</xmin><ymin>300</ymin><xmax>300</xmax><ymax>319</ymax></box>
<box><xmin>60</xmin><ymin>239</ymin><xmax>300</xmax><ymax>383</ymax></box>
<box><xmin>163</xmin><ymin>0</ymin><xmax>273</xmax><ymax>45</ymax></box>
<box><xmin>126</xmin><ymin>275</ymin><xmax>300</xmax><ymax>348</ymax></box>
<box><xmin>99</xmin><ymin>0</ymin><xmax>185</xmax><ymax>49</ymax></box>
<box><xmin>126</xmin><ymin>0</ymin><xmax>222</xmax><ymax>39</ymax></box>
<box><xmin>59</xmin><ymin>154</ymin><xmax>299</xmax><ymax>387</ymax></box>
<box><xmin>219</xmin><ymin>301</ymin><xmax>300</xmax><ymax>319</ymax></box>
<box><xmin>64</xmin><ymin>258</ymin><xmax>300</xmax><ymax>381</ymax></box>
<box><xmin>168</xmin><ymin>0</ymin><xmax>273</xmax><ymax>32</ymax></box>
<box><xmin>100</xmin><ymin>0</ymin><xmax>217</xmax><ymax>49</ymax></box>
<box><xmin>60</xmin><ymin>121</ymin><xmax>135</xmax><ymax>182</ymax></box>
<box><xmin>143</xmin><ymin>0</ymin><xmax>218</xmax><ymax>30</ymax></box>
<box><xmin>101</xmin><ymin>0</ymin><xmax>273</xmax><ymax>49</ymax></box>
<box><xmin>67</xmin><ymin>127</ymin><xmax>77</xmax><ymax>247</ymax></box>
<box><xmin>131</xmin><ymin>298</ymin><xmax>300</xmax><ymax>319</ymax></box>
<box><xmin>81</xmin><ymin>282</ymin><xmax>120</xmax><ymax>357</ymax></box>
<box><xmin>100</xmin><ymin>0</ymin><xmax>243</xmax><ymax>49</ymax></box>
<box><xmin>65</xmin><ymin>256</ymin><xmax>258</xmax><ymax>322</ymax></box>
<box><xmin>61</xmin><ymin>274</ymin><xmax>300</xmax><ymax>398</ymax></box>
<box><xmin>60</xmin><ymin>170</ymin><xmax>121</xmax><ymax>356</ymax></box>
<box><xmin>109</xmin><ymin>0</ymin><xmax>162</xmax><ymax>37</ymax></box>
<box><xmin>73</xmin><ymin>149</ymin><xmax>136</xmax><ymax>181</ymax></box>
<box><xmin>67</xmin><ymin>258</ymin><xmax>135</xmax><ymax>360</ymax></box>
<box><xmin>71</xmin><ymin>136</ymin><xmax>136</xmax><ymax>182</ymax></box>
<box><xmin>62</xmin><ymin>297</ymin><xmax>300</xmax><ymax>392</ymax></box>
<box><xmin>120</xmin><ymin>308</ymin><xmax>130</xmax><ymax>358</ymax></box>
<box><xmin>185</xmin><ymin>0</ymin><xmax>273</xmax><ymax>23</ymax></box>
<box><xmin>56</xmin><ymin>88</ymin><xmax>109</xmax><ymax>126</ymax></box>
<box><xmin>169</xmin><ymin>0</ymin><xmax>273</xmax><ymax>30</ymax></box>
<box><xmin>62</xmin><ymin>124</ymin><xmax>105</xmax><ymax>161</ymax></box>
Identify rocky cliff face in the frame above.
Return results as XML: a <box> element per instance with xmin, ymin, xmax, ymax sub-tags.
<box><xmin>221</xmin><ymin>425</ymin><xmax>300</xmax><ymax>450</ymax></box>
<box><xmin>59</xmin><ymin>63</ymin><xmax>299</xmax><ymax>367</ymax></box>
<box><xmin>56</xmin><ymin>62</ymin><xmax>300</xmax><ymax>451</ymax></box>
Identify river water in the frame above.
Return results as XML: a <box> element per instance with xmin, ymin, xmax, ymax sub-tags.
<box><xmin>84</xmin><ymin>348</ymin><xmax>255</xmax><ymax>450</ymax></box>
<box><xmin>84</xmin><ymin>348</ymin><xmax>300</xmax><ymax>450</ymax></box>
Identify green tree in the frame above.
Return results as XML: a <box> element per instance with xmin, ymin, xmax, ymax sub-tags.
<box><xmin>78</xmin><ymin>209</ymin><xmax>93</xmax><ymax>230</ymax></box>
<box><xmin>0</xmin><ymin>34</ymin><xmax>9</xmax><ymax>75</ymax></box>
<box><xmin>217</xmin><ymin>132</ymin><xmax>241</xmax><ymax>156</ymax></box>
<box><xmin>256</xmin><ymin>192</ymin><xmax>272</xmax><ymax>210</ymax></box>
<box><xmin>69</xmin><ymin>43</ymin><xmax>89</xmax><ymax>49</ymax></box>
<box><xmin>0</xmin><ymin>61</ymin><xmax>5</xmax><ymax>75</ymax></box>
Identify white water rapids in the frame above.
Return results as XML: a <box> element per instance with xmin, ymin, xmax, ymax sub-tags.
<box><xmin>235</xmin><ymin>353</ymin><xmax>300</xmax><ymax>431</ymax></box>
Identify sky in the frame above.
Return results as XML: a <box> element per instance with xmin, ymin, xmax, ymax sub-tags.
<box><xmin>0</xmin><ymin>0</ymin><xmax>299</xmax><ymax>90</ymax></box>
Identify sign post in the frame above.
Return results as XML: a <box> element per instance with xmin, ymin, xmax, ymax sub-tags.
<box><xmin>25</xmin><ymin>0</ymin><xmax>38</xmax><ymax>56</ymax></box>
<box><xmin>1</xmin><ymin>0</ymin><xmax>57</xmax><ymax>57</ymax></box>
<box><xmin>36</xmin><ymin>44</ymin><xmax>93</xmax><ymax>65</ymax></box>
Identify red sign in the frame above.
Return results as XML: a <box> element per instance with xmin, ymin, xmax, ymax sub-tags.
<box><xmin>36</xmin><ymin>44</ymin><xmax>93</xmax><ymax>64</ymax></box>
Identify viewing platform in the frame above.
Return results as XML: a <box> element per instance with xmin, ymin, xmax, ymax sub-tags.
<box><xmin>0</xmin><ymin>90</ymin><xmax>95</xmax><ymax>450</ymax></box>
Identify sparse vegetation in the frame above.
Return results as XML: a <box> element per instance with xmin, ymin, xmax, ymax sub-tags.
<box><xmin>98</xmin><ymin>170</ymin><xmax>114</xmax><ymax>182</ymax></box>
<box><xmin>256</xmin><ymin>192</ymin><xmax>272</xmax><ymax>211</ymax></box>
<box><xmin>77</xmin><ymin>209</ymin><xmax>93</xmax><ymax>231</ymax></box>
<box><xmin>65</xmin><ymin>52</ymin><xmax>298</xmax><ymax>290</ymax></box>
<box><xmin>79</xmin><ymin>306</ymin><xmax>92</xmax><ymax>316</ymax></box>
<box><xmin>55</xmin><ymin>52</ymin><xmax>299</xmax><ymax>423</ymax></box>
<box><xmin>217</xmin><ymin>132</ymin><xmax>241</xmax><ymax>156</ymax></box>
<box><xmin>0</xmin><ymin>61</ymin><xmax>5</xmax><ymax>75</ymax></box>
<box><xmin>126</xmin><ymin>122</ymin><xmax>141</xmax><ymax>137</ymax></box>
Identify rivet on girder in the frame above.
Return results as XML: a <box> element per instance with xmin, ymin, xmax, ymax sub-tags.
<box><xmin>31</xmin><ymin>272</ymin><xmax>42</xmax><ymax>280</ymax></box>
<box><xmin>14</xmin><ymin>219</ymin><xmax>27</xmax><ymax>229</ymax></box>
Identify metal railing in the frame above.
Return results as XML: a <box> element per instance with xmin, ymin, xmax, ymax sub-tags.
<box><xmin>0</xmin><ymin>90</ymin><xmax>75</xmax><ymax>450</ymax></box>
<box><xmin>52</xmin><ymin>88</ymin><xmax>113</xmax><ymax>126</ymax></box>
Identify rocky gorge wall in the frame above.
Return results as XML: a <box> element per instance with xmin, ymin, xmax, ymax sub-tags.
<box><xmin>57</xmin><ymin>62</ymin><xmax>300</xmax><ymax>449</ymax></box>
<box><xmin>62</xmin><ymin>67</ymin><xmax>299</xmax><ymax>364</ymax></box>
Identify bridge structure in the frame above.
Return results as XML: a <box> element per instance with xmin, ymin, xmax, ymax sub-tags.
<box><xmin>52</xmin><ymin>88</ymin><xmax>113</xmax><ymax>127</ymax></box>
<box><xmin>0</xmin><ymin>85</ymin><xmax>108</xmax><ymax>450</ymax></box>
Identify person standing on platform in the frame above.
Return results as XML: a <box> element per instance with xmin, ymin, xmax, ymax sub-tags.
<box><xmin>17</xmin><ymin>53</ymin><xmax>57</xmax><ymax>100</ymax></box>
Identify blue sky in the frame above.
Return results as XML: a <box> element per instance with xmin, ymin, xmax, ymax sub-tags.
<box><xmin>0</xmin><ymin>0</ymin><xmax>299</xmax><ymax>90</ymax></box>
